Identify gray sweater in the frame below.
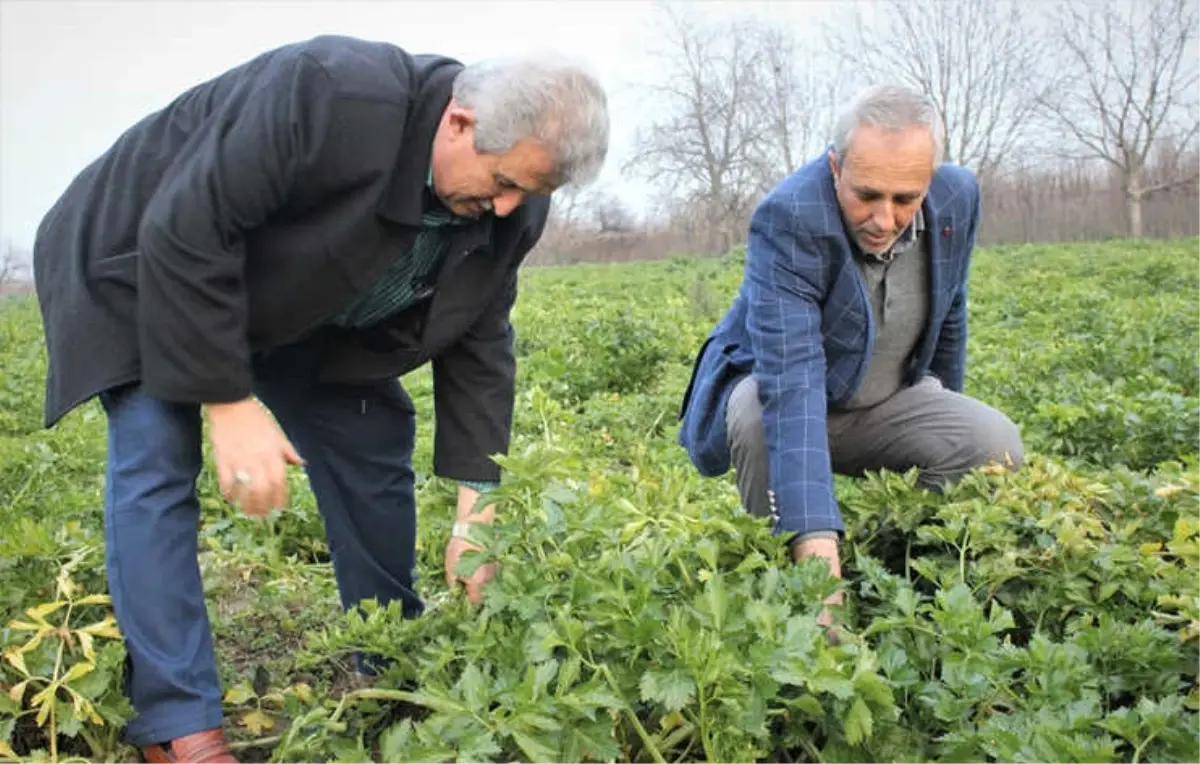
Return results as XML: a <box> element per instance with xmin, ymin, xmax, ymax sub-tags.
<box><xmin>839</xmin><ymin>210</ymin><xmax>930</xmax><ymax>411</ymax></box>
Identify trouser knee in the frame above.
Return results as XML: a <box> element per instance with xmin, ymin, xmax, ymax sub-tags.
<box><xmin>929</xmin><ymin>410</ymin><xmax>1025</xmax><ymax>485</ymax></box>
<box><xmin>979</xmin><ymin>413</ymin><xmax>1025</xmax><ymax>472</ymax></box>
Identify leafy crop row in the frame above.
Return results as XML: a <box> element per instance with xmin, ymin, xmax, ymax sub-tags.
<box><xmin>1</xmin><ymin>239</ymin><xmax>1197</xmax><ymax>762</ymax></box>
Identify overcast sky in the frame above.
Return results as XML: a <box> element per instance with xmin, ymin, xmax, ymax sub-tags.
<box><xmin>0</xmin><ymin>0</ymin><xmax>845</xmax><ymax>252</ymax></box>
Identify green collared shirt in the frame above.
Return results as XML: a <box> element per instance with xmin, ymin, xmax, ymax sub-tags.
<box><xmin>329</xmin><ymin>167</ymin><xmax>470</xmax><ymax>328</ymax></box>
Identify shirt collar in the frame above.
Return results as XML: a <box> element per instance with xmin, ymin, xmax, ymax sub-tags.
<box><xmin>423</xmin><ymin>163</ymin><xmax>484</xmax><ymax>226</ymax></box>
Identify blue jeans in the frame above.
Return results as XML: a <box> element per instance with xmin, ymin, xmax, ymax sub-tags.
<box><xmin>99</xmin><ymin>338</ymin><xmax>422</xmax><ymax>746</ymax></box>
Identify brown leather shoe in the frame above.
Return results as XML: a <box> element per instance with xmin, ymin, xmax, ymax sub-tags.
<box><xmin>142</xmin><ymin>728</ymin><xmax>238</xmax><ymax>763</ymax></box>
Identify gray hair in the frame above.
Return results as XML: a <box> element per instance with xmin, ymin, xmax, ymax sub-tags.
<box><xmin>832</xmin><ymin>84</ymin><xmax>945</xmax><ymax>168</ymax></box>
<box><xmin>453</xmin><ymin>54</ymin><xmax>610</xmax><ymax>187</ymax></box>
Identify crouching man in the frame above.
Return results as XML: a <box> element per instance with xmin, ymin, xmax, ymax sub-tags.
<box><xmin>677</xmin><ymin>84</ymin><xmax>1022</xmax><ymax>627</ymax></box>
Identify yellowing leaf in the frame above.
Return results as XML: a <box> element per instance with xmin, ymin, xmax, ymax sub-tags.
<box><xmin>34</xmin><ymin>692</ymin><xmax>52</xmax><ymax>726</ymax></box>
<box><xmin>6</xmin><ymin>620</ymin><xmax>45</xmax><ymax>633</ymax></box>
<box><xmin>15</xmin><ymin>631</ymin><xmax>46</xmax><ymax>656</ymax></box>
<box><xmin>1140</xmin><ymin>542</ymin><xmax>1163</xmax><ymax>555</ymax></box>
<box><xmin>240</xmin><ymin>709</ymin><xmax>275</xmax><ymax>735</ymax></box>
<box><xmin>2</xmin><ymin>650</ymin><xmax>29</xmax><ymax>677</ymax></box>
<box><xmin>0</xmin><ymin>739</ymin><xmax>19</xmax><ymax>760</ymax></box>
<box><xmin>61</xmin><ymin>660</ymin><xmax>96</xmax><ymax>683</ymax></box>
<box><xmin>8</xmin><ymin>680</ymin><xmax>29</xmax><ymax>704</ymax></box>
<box><xmin>619</xmin><ymin>520</ymin><xmax>647</xmax><ymax>543</ymax></box>
<box><xmin>289</xmin><ymin>682</ymin><xmax>313</xmax><ymax>702</ymax></box>
<box><xmin>81</xmin><ymin>697</ymin><xmax>105</xmax><ymax>726</ymax></box>
<box><xmin>77</xmin><ymin>631</ymin><xmax>96</xmax><ymax>661</ymax></box>
<box><xmin>68</xmin><ymin>686</ymin><xmax>85</xmax><ymax>713</ymax></box>
<box><xmin>224</xmin><ymin>681</ymin><xmax>257</xmax><ymax>705</ymax></box>
<box><xmin>72</xmin><ymin>593</ymin><xmax>112</xmax><ymax>607</ymax></box>
<box><xmin>78</xmin><ymin>617</ymin><xmax>123</xmax><ymax>639</ymax></box>
<box><xmin>1187</xmin><ymin>685</ymin><xmax>1199</xmax><ymax>711</ymax></box>
<box><xmin>659</xmin><ymin>709</ymin><xmax>686</xmax><ymax>731</ymax></box>
<box><xmin>25</xmin><ymin>601</ymin><xmax>66</xmax><ymax>624</ymax></box>
<box><xmin>56</xmin><ymin>570</ymin><xmax>78</xmax><ymax>599</ymax></box>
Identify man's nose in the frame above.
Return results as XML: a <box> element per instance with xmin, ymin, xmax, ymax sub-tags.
<box><xmin>492</xmin><ymin>189</ymin><xmax>525</xmax><ymax>218</ymax></box>
<box><xmin>872</xmin><ymin>202</ymin><xmax>896</xmax><ymax>232</ymax></box>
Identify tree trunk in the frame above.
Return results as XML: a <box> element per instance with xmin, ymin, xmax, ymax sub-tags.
<box><xmin>1128</xmin><ymin>192</ymin><xmax>1145</xmax><ymax>238</ymax></box>
<box><xmin>1126</xmin><ymin>164</ymin><xmax>1146</xmax><ymax>238</ymax></box>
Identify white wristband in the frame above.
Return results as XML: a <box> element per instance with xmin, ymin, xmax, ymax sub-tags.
<box><xmin>451</xmin><ymin>522</ymin><xmax>473</xmax><ymax>539</ymax></box>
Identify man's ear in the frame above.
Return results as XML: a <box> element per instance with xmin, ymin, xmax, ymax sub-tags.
<box><xmin>446</xmin><ymin>103</ymin><xmax>477</xmax><ymax>139</ymax></box>
<box><xmin>827</xmin><ymin>149</ymin><xmax>839</xmax><ymax>183</ymax></box>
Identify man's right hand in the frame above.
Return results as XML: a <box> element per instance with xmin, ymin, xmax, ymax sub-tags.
<box><xmin>792</xmin><ymin>536</ymin><xmax>844</xmax><ymax>631</ymax></box>
<box><xmin>204</xmin><ymin>398</ymin><xmax>304</xmax><ymax>517</ymax></box>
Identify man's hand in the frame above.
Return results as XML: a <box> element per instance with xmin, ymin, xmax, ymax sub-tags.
<box><xmin>445</xmin><ymin>485</ymin><xmax>498</xmax><ymax>605</ymax></box>
<box><xmin>792</xmin><ymin>535</ymin><xmax>844</xmax><ymax>630</ymax></box>
<box><xmin>204</xmin><ymin>398</ymin><xmax>304</xmax><ymax>518</ymax></box>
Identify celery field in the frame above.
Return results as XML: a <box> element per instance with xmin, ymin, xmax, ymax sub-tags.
<box><xmin>1</xmin><ymin>239</ymin><xmax>1197</xmax><ymax>763</ymax></box>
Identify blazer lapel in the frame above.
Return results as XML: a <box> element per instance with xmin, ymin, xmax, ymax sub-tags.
<box><xmin>923</xmin><ymin>194</ymin><xmax>946</xmax><ymax>304</ymax></box>
<box><xmin>916</xmin><ymin>188</ymin><xmax>958</xmax><ymax>373</ymax></box>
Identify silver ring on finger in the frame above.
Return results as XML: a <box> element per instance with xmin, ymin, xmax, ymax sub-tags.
<box><xmin>234</xmin><ymin>469</ymin><xmax>253</xmax><ymax>487</ymax></box>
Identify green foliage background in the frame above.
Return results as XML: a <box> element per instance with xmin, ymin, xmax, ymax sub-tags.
<box><xmin>1</xmin><ymin>239</ymin><xmax>1197</xmax><ymax>762</ymax></box>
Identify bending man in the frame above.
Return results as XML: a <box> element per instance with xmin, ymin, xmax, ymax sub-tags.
<box><xmin>33</xmin><ymin>35</ymin><xmax>608</xmax><ymax>763</ymax></box>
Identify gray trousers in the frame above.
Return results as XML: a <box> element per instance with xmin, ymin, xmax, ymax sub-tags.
<box><xmin>726</xmin><ymin>374</ymin><xmax>1024</xmax><ymax>520</ymax></box>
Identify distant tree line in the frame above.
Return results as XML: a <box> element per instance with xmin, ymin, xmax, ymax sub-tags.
<box><xmin>0</xmin><ymin>242</ymin><xmax>31</xmax><ymax>294</ymax></box>
<box><xmin>529</xmin><ymin>0</ymin><xmax>1198</xmax><ymax>265</ymax></box>
<box><xmin>3</xmin><ymin>0</ymin><xmax>1195</xmax><ymax>284</ymax></box>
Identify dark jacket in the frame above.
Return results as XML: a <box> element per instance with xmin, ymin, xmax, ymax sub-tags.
<box><xmin>678</xmin><ymin>153</ymin><xmax>980</xmax><ymax>536</ymax></box>
<box><xmin>32</xmin><ymin>35</ymin><xmax>549</xmax><ymax>483</ymax></box>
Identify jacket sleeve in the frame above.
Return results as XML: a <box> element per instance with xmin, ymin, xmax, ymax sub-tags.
<box><xmin>744</xmin><ymin>196</ymin><xmax>844</xmax><ymax>539</ymax></box>
<box><xmin>929</xmin><ymin>181</ymin><xmax>981</xmax><ymax>393</ymax></box>
<box><xmin>135</xmin><ymin>53</ymin><xmax>341</xmax><ymax>404</ymax></box>
<box><xmin>430</xmin><ymin>207</ymin><xmax>548</xmax><ymax>483</ymax></box>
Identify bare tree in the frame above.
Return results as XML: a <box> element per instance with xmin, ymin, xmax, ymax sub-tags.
<box><xmin>530</xmin><ymin>185</ymin><xmax>588</xmax><ymax>264</ymax></box>
<box><xmin>1036</xmin><ymin>0</ymin><xmax>1199</xmax><ymax>237</ymax></box>
<box><xmin>549</xmin><ymin>184</ymin><xmax>586</xmax><ymax>230</ymax></box>
<box><xmin>752</xmin><ymin>21</ymin><xmax>844</xmax><ymax>185</ymax></box>
<box><xmin>827</xmin><ymin>0</ymin><xmax>1050</xmax><ymax>180</ymax></box>
<box><xmin>623</xmin><ymin>2</ymin><xmax>772</xmax><ymax>254</ymax></box>
<box><xmin>0</xmin><ymin>241</ymin><xmax>31</xmax><ymax>292</ymax></box>
<box><xmin>0</xmin><ymin>248</ymin><xmax>13</xmax><ymax>288</ymax></box>
<box><xmin>589</xmin><ymin>190</ymin><xmax>637</xmax><ymax>234</ymax></box>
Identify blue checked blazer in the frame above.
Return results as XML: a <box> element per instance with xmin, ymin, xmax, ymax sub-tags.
<box><xmin>678</xmin><ymin>152</ymin><xmax>982</xmax><ymax>538</ymax></box>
